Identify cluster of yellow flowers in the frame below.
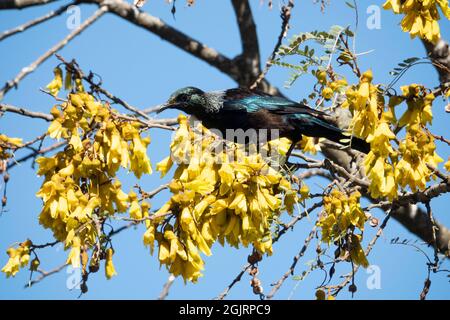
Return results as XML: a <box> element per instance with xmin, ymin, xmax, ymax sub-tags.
<box><xmin>364</xmin><ymin>118</ymin><xmax>398</xmax><ymax>200</ymax></box>
<box><xmin>383</xmin><ymin>0</ymin><xmax>450</xmax><ymax>43</ymax></box>
<box><xmin>344</xmin><ymin>71</ymin><xmax>444</xmax><ymax>198</ymax></box>
<box><xmin>315</xmin><ymin>70</ymin><xmax>348</xmax><ymax>101</ymax></box>
<box><xmin>0</xmin><ymin>134</ymin><xmax>22</xmax><ymax>160</ymax></box>
<box><xmin>1</xmin><ymin>82</ymin><xmax>153</xmax><ymax>279</ymax></box>
<box><xmin>1</xmin><ymin>240</ymin><xmax>32</xmax><ymax>277</ymax></box>
<box><xmin>343</xmin><ymin>70</ymin><xmax>385</xmax><ymax>140</ymax></box>
<box><xmin>319</xmin><ymin>189</ymin><xmax>369</xmax><ymax>267</ymax></box>
<box><xmin>147</xmin><ymin>115</ymin><xmax>308</xmax><ymax>282</ymax></box>
<box><xmin>391</xmin><ymin>85</ymin><xmax>443</xmax><ymax>191</ymax></box>
<box><xmin>46</xmin><ymin>66</ymin><xmax>83</xmax><ymax>97</ymax></box>
<box><xmin>341</xmin><ymin>70</ymin><xmax>397</xmax><ymax>199</ymax></box>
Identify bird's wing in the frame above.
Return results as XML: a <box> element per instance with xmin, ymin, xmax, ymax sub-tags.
<box><xmin>222</xmin><ymin>88</ymin><xmax>327</xmax><ymax>118</ymax></box>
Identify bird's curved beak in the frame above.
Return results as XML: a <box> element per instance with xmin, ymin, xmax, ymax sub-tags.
<box><xmin>156</xmin><ymin>102</ymin><xmax>179</xmax><ymax>114</ymax></box>
<box><xmin>156</xmin><ymin>101</ymin><xmax>182</xmax><ymax>113</ymax></box>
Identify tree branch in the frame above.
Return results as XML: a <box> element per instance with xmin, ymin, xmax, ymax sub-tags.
<box><xmin>157</xmin><ymin>274</ymin><xmax>176</xmax><ymax>300</ymax></box>
<box><xmin>0</xmin><ymin>1</ymin><xmax>74</xmax><ymax>42</ymax></box>
<box><xmin>230</xmin><ymin>0</ymin><xmax>260</xmax><ymax>83</ymax></box>
<box><xmin>423</xmin><ymin>38</ymin><xmax>450</xmax><ymax>85</ymax></box>
<box><xmin>0</xmin><ymin>0</ymin><xmax>58</xmax><ymax>10</ymax></box>
<box><xmin>0</xmin><ymin>103</ymin><xmax>53</xmax><ymax>121</ymax></box>
<box><xmin>83</xmin><ymin>0</ymin><xmax>241</xmax><ymax>81</ymax></box>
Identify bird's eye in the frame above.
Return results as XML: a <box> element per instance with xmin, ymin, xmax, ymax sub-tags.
<box><xmin>178</xmin><ymin>94</ymin><xmax>189</xmax><ymax>102</ymax></box>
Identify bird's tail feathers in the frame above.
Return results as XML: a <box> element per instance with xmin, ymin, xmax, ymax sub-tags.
<box><xmin>294</xmin><ymin>117</ymin><xmax>370</xmax><ymax>154</ymax></box>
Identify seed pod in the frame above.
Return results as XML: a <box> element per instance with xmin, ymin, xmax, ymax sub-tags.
<box><xmin>252</xmin><ymin>285</ymin><xmax>263</xmax><ymax>295</ymax></box>
<box><xmin>249</xmin><ymin>267</ymin><xmax>259</xmax><ymax>277</ymax></box>
<box><xmin>315</xmin><ymin>289</ymin><xmax>326</xmax><ymax>300</ymax></box>
<box><xmin>80</xmin><ymin>282</ymin><xmax>88</xmax><ymax>294</ymax></box>
<box><xmin>30</xmin><ymin>258</ymin><xmax>40</xmax><ymax>271</ymax></box>
<box><xmin>89</xmin><ymin>263</ymin><xmax>99</xmax><ymax>273</ymax></box>
<box><xmin>349</xmin><ymin>284</ymin><xmax>357</xmax><ymax>293</ymax></box>
<box><xmin>369</xmin><ymin>217</ymin><xmax>379</xmax><ymax>227</ymax></box>
<box><xmin>247</xmin><ymin>251</ymin><xmax>263</xmax><ymax>264</ymax></box>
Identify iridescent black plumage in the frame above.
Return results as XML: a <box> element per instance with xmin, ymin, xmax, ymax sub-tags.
<box><xmin>159</xmin><ymin>87</ymin><xmax>370</xmax><ymax>156</ymax></box>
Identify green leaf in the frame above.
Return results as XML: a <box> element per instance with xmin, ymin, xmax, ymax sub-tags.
<box><xmin>345</xmin><ymin>1</ymin><xmax>355</xmax><ymax>9</ymax></box>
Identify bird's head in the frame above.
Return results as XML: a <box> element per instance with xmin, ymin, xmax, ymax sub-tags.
<box><xmin>157</xmin><ymin>87</ymin><xmax>205</xmax><ymax>115</ymax></box>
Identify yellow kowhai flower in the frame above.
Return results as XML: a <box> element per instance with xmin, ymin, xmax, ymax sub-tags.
<box><xmin>395</xmin><ymin>126</ymin><xmax>443</xmax><ymax>191</ymax></box>
<box><xmin>46</xmin><ymin>67</ymin><xmax>63</xmax><ymax>96</ymax></box>
<box><xmin>298</xmin><ymin>136</ymin><xmax>321</xmax><ymax>155</ymax></box>
<box><xmin>343</xmin><ymin>70</ymin><xmax>385</xmax><ymax>140</ymax></box>
<box><xmin>0</xmin><ymin>134</ymin><xmax>22</xmax><ymax>160</ymax></box>
<box><xmin>383</xmin><ymin>0</ymin><xmax>450</xmax><ymax>44</ymax></box>
<box><xmin>395</xmin><ymin>84</ymin><xmax>434</xmax><ymax>127</ymax></box>
<box><xmin>66</xmin><ymin>236</ymin><xmax>81</xmax><ymax>268</ymax></box>
<box><xmin>105</xmin><ymin>248</ymin><xmax>117</xmax><ymax>279</ymax></box>
<box><xmin>364</xmin><ymin>119</ymin><xmax>398</xmax><ymax>200</ymax></box>
<box><xmin>445</xmin><ymin>157</ymin><xmax>450</xmax><ymax>172</ymax></box>
<box><xmin>128</xmin><ymin>191</ymin><xmax>142</xmax><ymax>220</ymax></box>
<box><xmin>322</xmin><ymin>87</ymin><xmax>334</xmax><ymax>100</ymax></box>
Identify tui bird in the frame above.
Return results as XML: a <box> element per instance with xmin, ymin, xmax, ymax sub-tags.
<box><xmin>157</xmin><ymin>87</ymin><xmax>370</xmax><ymax>160</ymax></box>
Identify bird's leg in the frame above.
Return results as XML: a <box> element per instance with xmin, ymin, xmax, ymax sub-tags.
<box><xmin>284</xmin><ymin>141</ymin><xmax>301</xmax><ymax>172</ymax></box>
<box><xmin>285</xmin><ymin>141</ymin><xmax>296</xmax><ymax>164</ymax></box>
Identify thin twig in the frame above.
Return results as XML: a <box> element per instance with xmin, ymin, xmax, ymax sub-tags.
<box><xmin>266</xmin><ymin>225</ymin><xmax>317</xmax><ymax>299</ymax></box>
<box><xmin>26</xmin><ymin>263</ymin><xmax>66</xmax><ymax>288</ymax></box>
<box><xmin>216</xmin><ymin>264</ymin><xmax>251</xmax><ymax>300</ymax></box>
<box><xmin>158</xmin><ymin>274</ymin><xmax>176</xmax><ymax>300</ymax></box>
<box><xmin>0</xmin><ymin>6</ymin><xmax>107</xmax><ymax>101</ymax></box>
<box><xmin>217</xmin><ymin>201</ymin><xmax>322</xmax><ymax>300</ymax></box>
<box><xmin>329</xmin><ymin>210</ymin><xmax>391</xmax><ymax>296</ymax></box>
<box><xmin>0</xmin><ymin>1</ymin><xmax>76</xmax><ymax>42</ymax></box>
<box><xmin>425</xmin><ymin>201</ymin><xmax>439</xmax><ymax>270</ymax></box>
<box><xmin>8</xmin><ymin>141</ymin><xmax>65</xmax><ymax>170</ymax></box>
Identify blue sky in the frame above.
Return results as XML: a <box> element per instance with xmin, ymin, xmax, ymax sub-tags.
<box><xmin>0</xmin><ymin>0</ymin><xmax>449</xmax><ymax>299</ymax></box>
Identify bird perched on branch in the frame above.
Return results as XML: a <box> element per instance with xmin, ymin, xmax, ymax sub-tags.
<box><xmin>158</xmin><ymin>87</ymin><xmax>370</xmax><ymax>160</ymax></box>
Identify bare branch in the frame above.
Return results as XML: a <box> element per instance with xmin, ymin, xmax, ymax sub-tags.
<box><xmin>157</xmin><ymin>274</ymin><xmax>176</xmax><ymax>300</ymax></box>
<box><xmin>0</xmin><ymin>5</ymin><xmax>107</xmax><ymax>101</ymax></box>
<box><xmin>216</xmin><ymin>264</ymin><xmax>251</xmax><ymax>300</ymax></box>
<box><xmin>0</xmin><ymin>103</ymin><xmax>53</xmax><ymax>121</ymax></box>
<box><xmin>26</xmin><ymin>263</ymin><xmax>66</xmax><ymax>288</ymax></box>
<box><xmin>0</xmin><ymin>1</ymin><xmax>74</xmax><ymax>42</ymax></box>
<box><xmin>0</xmin><ymin>0</ymin><xmax>58</xmax><ymax>10</ymax></box>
